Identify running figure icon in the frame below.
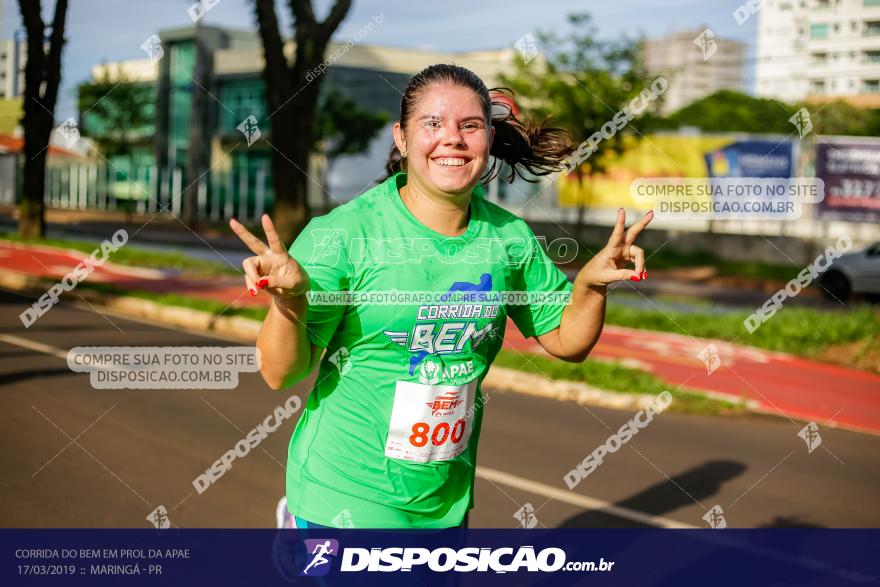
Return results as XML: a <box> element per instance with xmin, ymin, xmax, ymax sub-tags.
<box><xmin>302</xmin><ymin>540</ymin><xmax>336</xmax><ymax>575</ymax></box>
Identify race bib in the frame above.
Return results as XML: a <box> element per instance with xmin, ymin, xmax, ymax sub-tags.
<box><xmin>384</xmin><ymin>379</ymin><xmax>477</xmax><ymax>463</ymax></box>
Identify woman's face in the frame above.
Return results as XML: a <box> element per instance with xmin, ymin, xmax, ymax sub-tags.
<box><xmin>394</xmin><ymin>83</ymin><xmax>494</xmax><ymax>197</ymax></box>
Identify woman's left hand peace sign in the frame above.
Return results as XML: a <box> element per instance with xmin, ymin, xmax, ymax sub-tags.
<box><xmin>575</xmin><ymin>208</ymin><xmax>654</xmax><ymax>288</ymax></box>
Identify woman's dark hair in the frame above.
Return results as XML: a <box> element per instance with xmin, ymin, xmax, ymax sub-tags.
<box><xmin>384</xmin><ymin>63</ymin><xmax>574</xmax><ymax>183</ymax></box>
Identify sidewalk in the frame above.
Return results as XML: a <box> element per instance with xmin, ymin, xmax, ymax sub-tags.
<box><xmin>3</xmin><ymin>238</ymin><xmax>880</xmax><ymax>434</ymax></box>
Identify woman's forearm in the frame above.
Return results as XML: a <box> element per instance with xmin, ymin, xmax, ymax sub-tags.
<box><xmin>553</xmin><ymin>284</ymin><xmax>607</xmax><ymax>362</ymax></box>
<box><xmin>551</xmin><ymin>208</ymin><xmax>652</xmax><ymax>362</ymax></box>
<box><xmin>256</xmin><ymin>296</ymin><xmax>312</xmax><ymax>390</ymax></box>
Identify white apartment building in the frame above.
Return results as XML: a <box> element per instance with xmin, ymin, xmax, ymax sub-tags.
<box><xmin>642</xmin><ymin>28</ymin><xmax>747</xmax><ymax>114</ymax></box>
<box><xmin>756</xmin><ymin>0</ymin><xmax>880</xmax><ymax>105</ymax></box>
<box><xmin>0</xmin><ymin>36</ymin><xmax>26</xmax><ymax>99</ymax></box>
<box><xmin>0</xmin><ymin>0</ymin><xmax>27</xmax><ymax>100</ymax></box>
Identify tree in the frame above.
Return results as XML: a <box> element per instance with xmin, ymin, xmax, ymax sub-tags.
<box><xmin>498</xmin><ymin>13</ymin><xmax>652</xmax><ymax>236</ymax></box>
<box><xmin>314</xmin><ymin>87</ymin><xmax>388</xmax><ymax>211</ymax></box>
<box><xmin>660</xmin><ymin>90</ymin><xmax>795</xmax><ymax>133</ymax></box>
<box><xmin>77</xmin><ymin>66</ymin><xmax>154</xmax><ymax>222</ymax></box>
<box><xmin>17</xmin><ymin>0</ymin><xmax>69</xmax><ymax>238</ymax></box>
<box><xmin>793</xmin><ymin>99</ymin><xmax>880</xmax><ymax>137</ymax></box>
<box><xmin>656</xmin><ymin>90</ymin><xmax>880</xmax><ymax>137</ymax></box>
<box><xmin>252</xmin><ymin>0</ymin><xmax>352</xmax><ymax>244</ymax></box>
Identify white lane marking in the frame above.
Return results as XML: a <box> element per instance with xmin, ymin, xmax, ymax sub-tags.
<box><xmin>476</xmin><ymin>465</ymin><xmax>698</xmax><ymax>529</ymax></box>
<box><xmin>0</xmin><ymin>332</ymin><xmax>694</xmax><ymax>530</ymax></box>
<box><xmin>0</xmin><ymin>333</ymin><xmax>68</xmax><ymax>361</ymax></box>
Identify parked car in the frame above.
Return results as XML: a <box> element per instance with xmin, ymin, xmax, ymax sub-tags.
<box><xmin>819</xmin><ymin>241</ymin><xmax>880</xmax><ymax>302</ymax></box>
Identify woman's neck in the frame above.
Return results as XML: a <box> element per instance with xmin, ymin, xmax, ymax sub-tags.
<box><xmin>399</xmin><ymin>178</ymin><xmax>471</xmax><ymax>237</ymax></box>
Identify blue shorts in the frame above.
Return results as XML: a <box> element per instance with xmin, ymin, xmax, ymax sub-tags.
<box><xmin>293</xmin><ymin>512</ymin><xmax>469</xmax><ymax>529</ymax></box>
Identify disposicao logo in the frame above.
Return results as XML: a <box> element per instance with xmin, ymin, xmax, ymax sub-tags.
<box><xmin>301</xmin><ymin>539</ymin><xmax>339</xmax><ymax>576</ymax></box>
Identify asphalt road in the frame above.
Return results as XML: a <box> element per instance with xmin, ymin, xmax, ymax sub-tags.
<box><xmin>1</xmin><ymin>288</ymin><xmax>878</xmax><ymax>529</ymax></box>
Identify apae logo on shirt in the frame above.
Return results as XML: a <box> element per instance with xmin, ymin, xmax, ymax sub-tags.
<box><xmin>417</xmin><ymin>355</ymin><xmax>475</xmax><ymax>385</ymax></box>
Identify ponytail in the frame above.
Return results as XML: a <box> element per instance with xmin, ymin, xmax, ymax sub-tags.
<box><xmin>484</xmin><ymin>87</ymin><xmax>574</xmax><ymax>183</ymax></box>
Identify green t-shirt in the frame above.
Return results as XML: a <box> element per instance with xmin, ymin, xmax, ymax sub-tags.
<box><xmin>285</xmin><ymin>171</ymin><xmax>573</xmax><ymax>528</ymax></box>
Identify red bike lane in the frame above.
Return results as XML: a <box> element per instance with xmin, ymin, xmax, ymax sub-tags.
<box><xmin>4</xmin><ymin>241</ymin><xmax>880</xmax><ymax>434</ymax></box>
<box><xmin>503</xmin><ymin>321</ymin><xmax>880</xmax><ymax>435</ymax></box>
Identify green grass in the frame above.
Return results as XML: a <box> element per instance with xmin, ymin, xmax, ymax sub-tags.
<box><xmin>604</xmin><ymin>301</ymin><xmax>880</xmax><ymax>357</ymax></box>
<box><xmin>0</xmin><ymin>232</ymin><xmax>240</xmax><ymax>276</ymax></box>
<box><xmin>644</xmin><ymin>246</ymin><xmax>799</xmax><ymax>281</ymax></box>
<box><xmin>54</xmin><ymin>278</ymin><xmax>745</xmax><ymax>414</ymax></box>
<box><xmin>26</xmin><ymin>259</ymin><xmax>875</xmax><ymax>413</ymax></box>
<box><xmin>575</xmin><ymin>242</ymin><xmax>800</xmax><ymax>281</ymax></box>
<box><xmin>17</xmin><ymin>243</ymin><xmax>868</xmax><ymax>414</ymax></box>
<box><xmin>75</xmin><ymin>282</ymin><xmax>269</xmax><ymax>322</ymax></box>
<box><xmin>493</xmin><ymin>349</ymin><xmax>744</xmax><ymax>415</ymax></box>
<box><xmin>36</xmin><ymin>245</ymin><xmax>877</xmax><ymax>360</ymax></box>
<box><xmin>75</xmin><ymin>277</ymin><xmax>879</xmax><ymax>363</ymax></box>
<box><xmin>69</xmin><ymin>283</ymin><xmax>741</xmax><ymax>414</ymax></box>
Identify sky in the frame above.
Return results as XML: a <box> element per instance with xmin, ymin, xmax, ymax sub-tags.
<box><xmin>1</xmin><ymin>0</ymin><xmax>759</xmax><ymax>121</ymax></box>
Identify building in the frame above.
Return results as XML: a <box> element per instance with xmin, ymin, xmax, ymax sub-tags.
<box><xmin>81</xmin><ymin>25</ymin><xmax>530</xmax><ymax>220</ymax></box>
<box><xmin>641</xmin><ymin>28</ymin><xmax>746</xmax><ymax>114</ymax></box>
<box><xmin>0</xmin><ymin>0</ymin><xmax>27</xmax><ymax>100</ymax></box>
<box><xmin>756</xmin><ymin>0</ymin><xmax>880</xmax><ymax>106</ymax></box>
<box><xmin>0</xmin><ymin>35</ymin><xmax>26</xmax><ymax>100</ymax></box>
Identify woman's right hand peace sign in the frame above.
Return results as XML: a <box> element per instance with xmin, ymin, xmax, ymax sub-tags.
<box><xmin>229</xmin><ymin>213</ymin><xmax>309</xmax><ymax>301</ymax></box>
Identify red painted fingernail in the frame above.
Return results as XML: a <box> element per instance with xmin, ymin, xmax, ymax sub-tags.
<box><xmin>642</xmin><ymin>270</ymin><xmax>647</xmax><ymax>280</ymax></box>
<box><xmin>630</xmin><ymin>275</ymin><xmax>641</xmax><ymax>282</ymax></box>
<box><xmin>257</xmin><ymin>278</ymin><xmax>268</xmax><ymax>289</ymax></box>
<box><xmin>249</xmin><ymin>288</ymin><xmax>256</xmax><ymax>296</ymax></box>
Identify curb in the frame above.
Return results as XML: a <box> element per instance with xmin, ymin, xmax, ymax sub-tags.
<box><xmin>1</xmin><ymin>271</ymin><xmax>260</xmax><ymax>342</ymax></box>
<box><xmin>0</xmin><ymin>268</ymin><xmax>740</xmax><ymax>413</ymax></box>
<box><xmin>483</xmin><ymin>366</ymin><xmax>662</xmax><ymax>411</ymax></box>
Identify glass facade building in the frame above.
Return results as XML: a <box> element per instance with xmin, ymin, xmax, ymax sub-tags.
<box><xmin>80</xmin><ymin>26</ymin><xmax>522</xmax><ymax>220</ymax></box>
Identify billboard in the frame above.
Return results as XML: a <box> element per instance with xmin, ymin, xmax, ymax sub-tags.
<box><xmin>704</xmin><ymin>140</ymin><xmax>795</xmax><ymax>179</ymax></box>
<box><xmin>558</xmin><ymin>134</ymin><xmax>726</xmax><ymax>209</ymax></box>
<box><xmin>815</xmin><ymin>140</ymin><xmax>880</xmax><ymax>219</ymax></box>
<box><xmin>557</xmin><ymin>134</ymin><xmax>794</xmax><ymax>210</ymax></box>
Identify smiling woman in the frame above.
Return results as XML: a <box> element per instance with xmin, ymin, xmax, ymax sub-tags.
<box><xmin>229</xmin><ymin>63</ymin><xmax>654</xmax><ymax>529</ymax></box>
<box><xmin>387</xmin><ymin>64</ymin><xmax>574</xmax><ymax>192</ymax></box>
